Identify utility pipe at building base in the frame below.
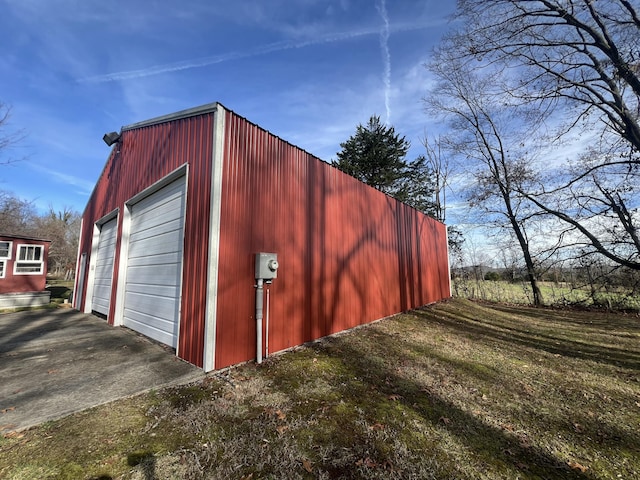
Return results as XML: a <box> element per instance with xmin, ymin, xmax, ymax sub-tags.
<box><xmin>266</xmin><ymin>286</ymin><xmax>270</xmax><ymax>359</ymax></box>
<box><xmin>255</xmin><ymin>278</ymin><xmax>264</xmax><ymax>364</ymax></box>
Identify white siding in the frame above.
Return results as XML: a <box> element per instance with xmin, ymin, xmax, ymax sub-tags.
<box><xmin>123</xmin><ymin>177</ymin><xmax>186</xmax><ymax>348</ymax></box>
<box><xmin>91</xmin><ymin>218</ymin><xmax>118</xmax><ymax>316</ymax></box>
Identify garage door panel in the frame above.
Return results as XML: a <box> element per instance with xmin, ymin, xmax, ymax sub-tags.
<box><xmin>129</xmin><ymin>217</ymin><xmax>183</xmax><ymax>244</ymax></box>
<box><xmin>123</xmin><ymin>176</ymin><xmax>185</xmax><ymax>348</ymax></box>
<box><xmin>91</xmin><ymin>218</ymin><xmax>118</xmax><ymax>316</ymax></box>
<box><xmin>95</xmin><ymin>264</ymin><xmax>114</xmax><ymax>277</ymax></box>
<box><xmin>92</xmin><ymin>297</ymin><xmax>110</xmax><ymax>314</ymax></box>
<box><xmin>126</xmin><ymin>252</ymin><xmax>182</xmax><ymax>268</ymax></box>
<box><xmin>124</xmin><ymin>292</ymin><xmax>177</xmax><ymax>321</ymax></box>
<box><xmin>125</xmin><ymin>283</ymin><xmax>178</xmax><ymax>298</ymax></box>
<box><xmin>126</xmin><ymin>263</ymin><xmax>181</xmax><ymax>285</ymax></box>
<box><xmin>133</xmin><ymin>179</ymin><xmax>183</xmax><ymax>211</ymax></box>
<box><xmin>130</xmin><ymin>202</ymin><xmax>183</xmax><ymax>233</ymax></box>
<box><xmin>128</xmin><ymin>229</ymin><xmax>183</xmax><ymax>258</ymax></box>
<box><xmin>122</xmin><ymin>314</ymin><xmax>177</xmax><ymax>348</ymax></box>
<box><xmin>124</xmin><ymin>310</ymin><xmax>176</xmax><ymax>334</ymax></box>
<box><xmin>93</xmin><ymin>278</ymin><xmax>114</xmax><ymax>291</ymax></box>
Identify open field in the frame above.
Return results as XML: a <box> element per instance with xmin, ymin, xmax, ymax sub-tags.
<box><xmin>1</xmin><ymin>298</ymin><xmax>639</xmax><ymax>479</ymax></box>
<box><xmin>453</xmin><ymin>279</ymin><xmax>640</xmax><ymax>311</ymax></box>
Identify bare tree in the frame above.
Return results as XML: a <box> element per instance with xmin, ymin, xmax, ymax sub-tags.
<box><xmin>455</xmin><ymin>0</ymin><xmax>640</xmax><ymax>154</ymax></box>
<box><xmin>0</xmin><ymin>190</ymin><xmax>37</xmax><ymax>235</ymax></box>
<box><xmin>0</xmin><ymin>102</ymin><xmax>25</xmax><ymax>167</ymax></box>
<box><xmin>444</xmin><ymin>0</ymin><xmax>640</xmax><ymax>271</ymax></box>
<box><xmin>421</xmin><ymin>134</ymin><xmax>467</xmax><ymax>264</ymax></box>
<box><xmin>525</xmin><ymin>152</ymin><xmax>640</xmax><ymax>269</ymax></box>
<box><xmin>426</xmin><ymin>54</ymin><xmax>546</xmax><ymax>305</ymax></box>
<box><xmin>421</xmin><ymin>135</ymin><xmax>450</xmax><ymax>222</ymax></box>
<box><xmin>34</xmin><ymin>207</ymin><xmax>81</xmax><ymax>278</ymax></box>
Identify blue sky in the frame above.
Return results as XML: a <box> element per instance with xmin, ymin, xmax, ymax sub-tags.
<box><xmin>0</xmin><ymin>0</ymin><xmax>455</xmax><ymax>214</ymax></box>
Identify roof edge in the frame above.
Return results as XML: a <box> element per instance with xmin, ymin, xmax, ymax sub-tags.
<box><xmin>122</xmin><ymin>102</ymin><xmax>223</xmax><ymax>131</ymax></box>
<box><xmin>0</xmin><ymin>234</ymin><xmax>52</xmax><ymax>242</ymax></box>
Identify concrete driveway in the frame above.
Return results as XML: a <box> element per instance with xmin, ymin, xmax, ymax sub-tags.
<box><xmin>0</xmin><ymin>307</ymin><xmax>204</xmax><ymax>433</ymax></box>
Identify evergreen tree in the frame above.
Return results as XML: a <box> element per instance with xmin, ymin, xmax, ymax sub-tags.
<box><xmin>332</xmin><ymin>116</ymin><xmax>409</xmax><ymax>195</ymax></box>
<box><xmin>333</xmin><ymin>116</ymin><xmax>437</xmax><ymax>217</ymax></box>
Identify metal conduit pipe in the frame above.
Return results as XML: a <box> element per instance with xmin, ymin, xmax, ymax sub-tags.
<box><xmin>266</xmin><ymin>286</ymin><xmax>270</xmax><ymax>359</ymax></box>
<box><xmin>255</xmin><ymin>278</ymin><xmax>264</xmax><ymax>364</ymax></box>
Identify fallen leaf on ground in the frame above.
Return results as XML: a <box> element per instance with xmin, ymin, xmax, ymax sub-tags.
<box><xmin>302</xmin><ymin>459</ymin><xmax>313</xmax><ymax>472</ymax></box>
<box><xmin>439</xmin><ymin>416</ymin><xmax>451</xmax><ymax>425</ymax></box>
<box><xmin>276</xmin><ymin>425</ymin><xmax>289</xmax><ymax>434</ymax></box>
<box><xmin>356</xmin><ymin>457</ymin><xmax>378</xmax><ymax>468</ymax></box>
<box><xmin>1</xmin><ymin>407</ymin><xmax>16</xmax><ymax>414</ymax></box>
<box><xmin>387</xmin><ymin>394</ymin><xmax>402</xmax><ymax>401</ymax></box>
<box><xmin>568</xmin><ymin>460</ymin><xmax>588</xmax><ymax>472</ymax></box>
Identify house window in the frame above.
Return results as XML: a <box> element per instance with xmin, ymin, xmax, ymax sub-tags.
<box><xmin>0</xmin><ymin>241</ymin><xmax>11</xmax><ymax>259</ymax></box>
<box><xmin>0</xmin><ymin>260</ymin><xmax>5</xmax><ymax>278</ymax></box>
<box><xmin>15</xmin><ymin>244</ymin><xmax>44</xmax><ymax>275</ymax></box>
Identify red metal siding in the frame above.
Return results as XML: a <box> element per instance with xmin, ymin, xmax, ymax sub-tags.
<box><xmin>0</xmin><ymin>236</ymin><xmax>50</xmax><ymax>293</ymax></box>
<box><xmin>214</xmin><ymin>110</ymin><xmax>450</xmax><ymax>369</ymax></box>
<box><xmin>76</xmin><ymin>114</ymin><xmax>214</xmax><ymax>367</ymax></box>
<box><xmin>76</xmin><ymin>104</ymin><xmax>450</xmax><ymax>371</ymax></box>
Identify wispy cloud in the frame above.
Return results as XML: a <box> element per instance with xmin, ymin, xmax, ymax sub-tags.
<box><xmin>77</xmin><ymin>21</ymin><xmax>435</xmax><ymax>84</ymax></box>
<box><xmin>376</xmin><ymin>0</ymin><xmax>392</xmax><ymax>124</ymax></box>
<box><xmin>32</xmin><ymin>163</ymin><xmax>95</xmax><ymax>195</ymax></box>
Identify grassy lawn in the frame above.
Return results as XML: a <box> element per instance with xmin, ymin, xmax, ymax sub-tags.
<box><xmin>1</xmin><ymin>298</ymin><xmax>639</xmax><ymax>479</ymax></box>
<box><xmin>453</xmin><ymin>279</ymin><xmax>640</xmax><ymax>310</ymax></box>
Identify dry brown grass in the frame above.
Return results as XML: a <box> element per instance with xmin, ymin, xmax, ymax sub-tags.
<box><xmin>1</xmin><ymin>298</ymin><xmax>639</xmax><ymax>479</ymax></box>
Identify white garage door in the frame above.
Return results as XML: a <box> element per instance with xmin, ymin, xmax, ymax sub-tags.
<box><xmin>91</xmin><ymin>217</ymin><xmax>118</xmax><ymax>316</ymax></box>
<box><xmin>123</xmin><ymin>177</ymin><xmax>186</xmax><ymax>348</ymax></box>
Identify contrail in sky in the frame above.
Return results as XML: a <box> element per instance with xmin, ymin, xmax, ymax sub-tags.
<box><xmin>377</xmin><ymin>0</ymin><xmax>391</xmax><ymax>124</ymax></box>
<box><xmin>77</xmin><ymin>21</ymin><xmax>432</xmax><ymax>84</ymax></box>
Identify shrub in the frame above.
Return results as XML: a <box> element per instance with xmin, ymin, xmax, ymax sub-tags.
<box><xmin>484</xmin><ymin>271</ymin><xmax>500</xmax><ymax>281</ymax></box>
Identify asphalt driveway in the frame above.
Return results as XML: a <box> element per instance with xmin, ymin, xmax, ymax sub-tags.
<box><xmin>0</xmin><ymin>307</ymin><xmax>204</xmax><ymax>433</ymax></box>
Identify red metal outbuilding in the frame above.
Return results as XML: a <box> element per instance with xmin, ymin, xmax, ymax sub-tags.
<box><xmin>74</xmin><ymin>103</ymin><xmax>451</xmax><ymax>371</ymax></box>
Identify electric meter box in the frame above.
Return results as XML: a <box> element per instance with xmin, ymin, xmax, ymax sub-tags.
<box><xmin>255</xmin><ymin>252</ymin><xmax>279</xmax><ymax>280</ymax></box>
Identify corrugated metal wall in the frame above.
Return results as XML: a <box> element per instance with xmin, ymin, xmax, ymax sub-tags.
<box><xmin>214</xmin><ymin>110</ymin><xmax>450</xmax><ymax>369</ymax></box>
<box><xmin>77</xmin><ymin>104</ymin><xmax>450</xmax><ymax>371</ymax></box>
<box><xmin>76</xmin><ymin>113</ymin><xmax>214</xmax><ymax>367</ymax></box>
